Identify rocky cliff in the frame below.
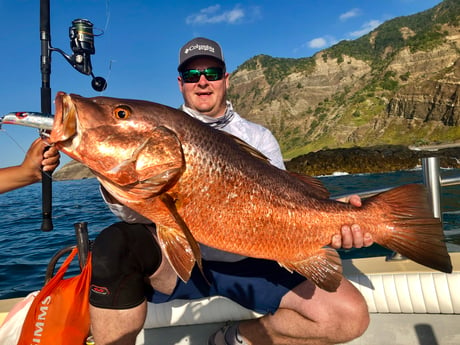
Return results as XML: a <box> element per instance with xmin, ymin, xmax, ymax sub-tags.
<box><xmin>227</xmin><ymin>0</ymin><xmax>460</xmax><ymax>159</ymax></box>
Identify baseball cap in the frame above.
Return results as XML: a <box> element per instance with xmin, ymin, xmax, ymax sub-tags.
<box><xmin>178</xmin><ymin>37</ymin><xmax>225</xmax><ymax>71</ymax></box>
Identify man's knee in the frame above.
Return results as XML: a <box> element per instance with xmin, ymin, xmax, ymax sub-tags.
<box><xmin>90</xmin><ymin>222</ymin><xmax>161</xmax><ymax>309</ymax></box>
<box><xmin>333</xmin><ymin>284</ymin><xmax>370</xmax><ymax>342</ymax></box>
<box><xmin>350</xmin><ymin>297</ymin><xmax>370</xmax><ymax>339</ymax></box>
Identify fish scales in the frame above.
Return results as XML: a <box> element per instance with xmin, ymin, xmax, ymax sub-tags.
<box><xmin>48</xmin><ymin>92</ymin><xmax>452</xmax><ymax>292</ymax></box>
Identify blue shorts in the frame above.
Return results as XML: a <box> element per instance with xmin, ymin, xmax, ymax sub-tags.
<box><xmin>149</xmin><ymin>258</ymin><xmax>306</xmax><ymax>314</ymax></box>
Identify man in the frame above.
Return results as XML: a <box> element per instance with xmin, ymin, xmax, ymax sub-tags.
<box><xmin>0</xmin><ymin>138</ymin><xmax>60</xmax><ymax>194</ymax></box>
<box><xmin>89</xmin><ymin>37</ymin><xmax>373</xmax><ymax>345</ymax></box>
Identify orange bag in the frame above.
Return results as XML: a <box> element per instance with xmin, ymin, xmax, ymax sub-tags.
<box><xmin>17</xmin><ymin>247</ymin><xmax>92</xmax><ymax>345</ymax></box>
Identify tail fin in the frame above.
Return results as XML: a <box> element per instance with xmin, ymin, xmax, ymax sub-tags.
<box><xmin>368</xmin><ymin>184</ymin><xmax>452</xmax><ymax>273</ymax></box>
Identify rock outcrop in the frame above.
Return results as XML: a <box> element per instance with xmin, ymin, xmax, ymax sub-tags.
<box><xmin>53</xmin><ymin>160</ymin><xmax>95</xmax><ymax>181</ymax></box>
<box><xmin>286</xmin><ymin>145</ymin><xmax>460</xmax><ymax>176</ymax></box>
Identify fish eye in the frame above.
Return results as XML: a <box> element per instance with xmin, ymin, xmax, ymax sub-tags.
<box><xmin>113</xmin><ymin>106</ymin><xmax>131</xmax><ymax>119</ymax></box>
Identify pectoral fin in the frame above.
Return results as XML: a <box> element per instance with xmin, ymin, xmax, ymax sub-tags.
<box><xmin>156</xmin><ymin>193</ymin><xmax>203</xmax><ymax>282</ymax></box>
<box><xmin>280</xmin><ymin>248</ymin><xmax>343</xmax><ymax>292</ymax></box>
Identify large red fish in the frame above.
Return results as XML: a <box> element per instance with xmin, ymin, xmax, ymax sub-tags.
<box><xmin>48</xmin><ymin>92</ymin><xmax>452</xmax><ymax>292</ymax></box>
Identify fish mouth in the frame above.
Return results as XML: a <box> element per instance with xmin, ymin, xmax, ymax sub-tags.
<box><xmin>49</xmin><ymin>92</ymin><xmax>80</xmax><ymax>152</ymax></box>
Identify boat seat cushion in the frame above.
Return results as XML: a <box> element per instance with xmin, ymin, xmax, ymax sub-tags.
<box><xmin>143</xmin><ymin>270</ymin><xmax>460</xmax><ymax>329</ymax></box>
<box><xmin>348</xmin><ymin>271</ymin><xmax>460</xmax><ymax>314</ymax></box>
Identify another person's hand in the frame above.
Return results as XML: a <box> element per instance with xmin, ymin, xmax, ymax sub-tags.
<box><xmin>22</xmin><ymin>138</ymin><xmax>60</xmax><ymax>180</ymax></box>
<box><xmin>41</xmin><ymin>144</ymin><xmax>60</xmax><ymax>173</ymax></box>
<box><xmin>0</xmin><ymin>139</ymin><xmax>60</xmax><ymax>194</ymax></box>
<box><xmin>330</xmin><ymin>195</ymin><xmax>373</xmax><ymax>249</ymax></box>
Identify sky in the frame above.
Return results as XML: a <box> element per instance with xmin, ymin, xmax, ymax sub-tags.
<box><xmin>0</xmin><ymin>0</ymin><xmax>443</xmax><ymax>168</ymax></box>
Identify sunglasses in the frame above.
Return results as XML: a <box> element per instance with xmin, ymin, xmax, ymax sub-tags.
<box><xmin>180</xmin><ymin>67</ymin><xmax>225</xmax><ymax>83</ymax></box>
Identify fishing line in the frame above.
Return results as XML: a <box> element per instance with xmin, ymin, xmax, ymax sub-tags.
<box><xmin>103</xmin><ymin>59</ymin><xmax>116</xmax><ymax>94</ymax></box>
<box><xmin>103</xmin><ymin>0</ymin><xmax>111</xmax><ymax>34</ymax></box>
<box><xmin>96</xmin><ymin>0</ymin><xmax>113</xmax><ymax>95</ymax></box>
<box><xmin>0</xmin><ymin>130</ymin><xmax>27</xmax><ymax>155</ymax></box>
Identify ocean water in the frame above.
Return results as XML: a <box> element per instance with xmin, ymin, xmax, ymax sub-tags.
<box><xmin>0</xmin><ymin>169</ymin><xmax>459</xmax><ymax>299</ymax></box>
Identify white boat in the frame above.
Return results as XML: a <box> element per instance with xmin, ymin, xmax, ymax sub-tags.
<box><xmin>136</xmin><ymin>254</ymin><xmax>460</xmax><ymax>345</ymax></box>
<box><xmin>1</xmin><ymin>153</ymin><xmax>459</xmax><ymax>345</ymax></box>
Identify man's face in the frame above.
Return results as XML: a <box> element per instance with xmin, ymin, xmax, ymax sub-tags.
<box><xmin>178</xmin><ymin>57</ymin><xmax>229</xmax><ymax>118</ymax></box>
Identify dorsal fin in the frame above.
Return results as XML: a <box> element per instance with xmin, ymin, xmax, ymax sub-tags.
<box><xmin>288</xmin><ymin>172</ymin><xmax>330</xmax><ymax>199</ymax></box>
<box><xmin>223</xmin><ymin>132</ymin><xmax>330</xmax><ymax>199</ymax></box>
<box><xmin>223</xmin><ymin>132</ymin><xmax>271</xmax><ymax>164</ymax></box>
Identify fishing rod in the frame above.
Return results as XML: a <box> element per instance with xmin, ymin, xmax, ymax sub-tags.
<box><xmin>38</xmin><ymin>0</ymin><xmax>107</xmax><ymax>231</ymax></box>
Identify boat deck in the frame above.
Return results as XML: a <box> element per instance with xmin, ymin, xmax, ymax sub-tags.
<box><xmin>2</xmin><ymin>252</ymin><xmax>459</xmax><ymax>345</ymax></box>
<box><xmin>136</xmin><ymin>313</ymin><xmax>460</xmax><ymax>345</ymax></box>
<box><xmin>140</xmin><ymin>251</ymin><xmax>460</xmax><ymax>345</ymax></box>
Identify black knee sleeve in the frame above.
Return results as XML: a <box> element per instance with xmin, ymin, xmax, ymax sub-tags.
<box><xmin>89</xmin><ymin>222</ymin><xmax>161</xmax><ymax>309</ymax></box>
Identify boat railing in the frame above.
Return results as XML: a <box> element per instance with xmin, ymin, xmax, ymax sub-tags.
<box><xmin>333</xmin><ymin>167</ymin><xmax>460</xmax><ymax>199</ymax></box>
<box><xmin>334</xmin><ymin>145</ymin><xmax>460</xmax><ymax>221</ymax></box>
<box><xmin>440</xmin><ymin>175</ymin><xmax>460</xmax><ymax>187</ymax></box>
<box><xmin>333</xmin><ymin>149</ymin><xmax>460</xmax><ymax>261</ymax></box>
<box><xmin>334</xmin><ymin>172</ymin><xmax>460</xmax><ymax>199</ymax></box>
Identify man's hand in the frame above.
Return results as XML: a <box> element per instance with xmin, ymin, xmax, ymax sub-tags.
<box><xmin>330</xmin><ymin>195</ymin><xmax>373</xmax><ymax>249</ymax></box>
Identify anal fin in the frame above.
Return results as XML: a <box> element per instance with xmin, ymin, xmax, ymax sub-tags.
<box><xmin>280</xmin><ymin>248</ymin><xmax>343</xmax><ymax>292</ymax></box>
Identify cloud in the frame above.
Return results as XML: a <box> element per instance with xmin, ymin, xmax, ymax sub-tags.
<box><xmin>307</xmin><ymin>36</ymin><xmax>337</xmax><ymax>49</ymax></box>
<box><xmin>186</xmin><ymin>4</ymin><xmax>260</xmax><ymax>25</ymax></box>
<box><xmin>348</xmin><ymin>19</ymin><xmax>382</xmax><ymax>37</ymax></box>
<box><xmin>308</xmin><ymin>37</ymin><xmax>327</xmax><ymax>49</ymax></box>
<box><xmin>299</xmin><ymin>11</ymin><xmax>382</xmax><ymax>53</ymax></box>
<box><xmin>339</xmin><ymin>8</ymin><xmax>361</xmax><ymax>21</ymax></box>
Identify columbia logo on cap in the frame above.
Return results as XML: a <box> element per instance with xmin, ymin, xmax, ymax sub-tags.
<box><xmin>178</xmin><ymin>37</ymin><xmax>225</xmax><ymax>71</ymax></box>
<box><xmin>184</xmin><ymin>44</ymin><xmax>216</xmax><ymax>55</ymax></box>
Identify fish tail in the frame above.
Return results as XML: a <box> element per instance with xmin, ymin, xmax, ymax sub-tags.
<box><xmin>368</xmin><ymin>184</ymin><xmax>452</xmax><ymax>273</ymax></box>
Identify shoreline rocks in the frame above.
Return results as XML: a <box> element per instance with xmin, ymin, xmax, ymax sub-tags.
<box><xmin>54</xmin><ymin>144</ymin><xmax>460</xmax><ymax>181</ymax></box>
<box><xmin>285</xmin><ymin>145</ymin><xmax>460</xmax><ymax>176</ymax></box>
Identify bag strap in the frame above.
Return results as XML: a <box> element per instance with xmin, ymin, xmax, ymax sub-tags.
<box><xmin>51</xmin><ymin>247</ymin><xmax>79</xmax><ymax>281</ymax></box>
